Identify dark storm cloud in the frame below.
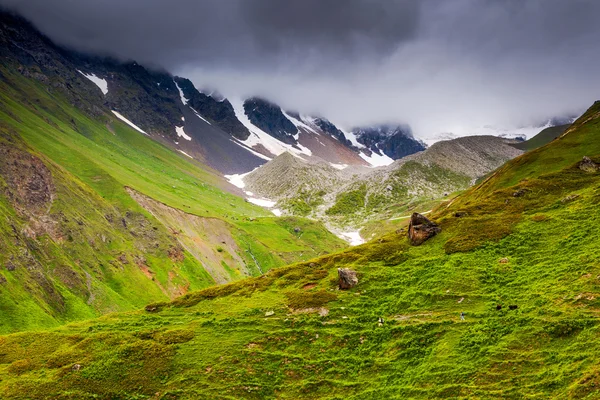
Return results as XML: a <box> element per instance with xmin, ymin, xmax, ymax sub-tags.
<box><xmin>0</xmin><ymin>0</ymin><xmax>420</xmax><ymax>68</ymax></box>
<box><xmin>1</xmin><ymin>0</ymin><xmax>600</xmax><ymax>139</ymax></box>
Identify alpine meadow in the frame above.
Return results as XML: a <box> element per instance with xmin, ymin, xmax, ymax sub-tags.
<box><xmin>1</xmin><ymin>2</ymin><xmax>600</xmax><ymax>399</ymax></box>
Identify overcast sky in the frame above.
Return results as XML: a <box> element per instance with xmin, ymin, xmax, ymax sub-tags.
<box><xmin>2</xmin><ymin>0</ymin><xmax>599</xmax><ymax>139</ymax></box>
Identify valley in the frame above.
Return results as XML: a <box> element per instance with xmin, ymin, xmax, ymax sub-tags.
<box><xmin>0</xmin><ymin>5</ymin><xmax>598</xmax><ymax>400</ymax></box>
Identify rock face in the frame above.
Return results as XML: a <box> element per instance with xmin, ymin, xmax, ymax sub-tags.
<box><xmin>338</xmin><ymin>268</ymin><xmax>358</xmax><ymax>290</ymax></box>
<box><xmin>579</xmin><ymin>156</ymin><xmax>599</xmax><ymax>172</ymax></box>
<box><xmin>244</xmin><ymin>97</ymin><xmax>298</xmax><ymax>144</ymax></box>
<box><xmin>408</xmin><ymin>213</ymin><xmax>441</xmax><ymax>246</ymax></box>
<box><xmin>174</xmin><ymin>76</ymin><xmax>250</xmax><ymax>140</ymax></box>
<box><xmin>353</xmin><ymin>124</ymin><xmax>426</xmax><ymax>160</ymax></box>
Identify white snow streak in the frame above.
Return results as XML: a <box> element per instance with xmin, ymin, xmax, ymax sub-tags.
<box><xmin>282</xmin><ymin>111</ymin><xmax>319</xmax><ymax>135</ymax></box>
<box><xmin>178</xmin><ymin>150</ymin><xmax>194</xmax><ymax>159</ymax></box>
<box><xmin>339</xmin><ymin>127</ymin><xmax>365</xmax><ymax>149</ymax></box>
<box><xmin>174</xmin><ymin>80</ymin><xmax>188</xmax><ymax>105</ymax></box>
<box><xmin>175</xmin><ymin>126</ymin><xmax>192</xmax><ymax>141</ymax></box>
<box><xmin>230</xmin><ymin>139</ymin><xmax>272</xmax><ymax>161</ymax></box>
<box><xmin>191</xmin><ymin>108</ymin><xmax>212</xmax><ymax>125</ymax></box>
<box><xmin>78</xmin><ymin>70</ymin><xmax>108</xmax><ymax>95</ymax></box>
<box><xmin>111</xmin><ymin>111</ymin><xmax>148</xmax><ymax>135</ymax></box>
<box><xmin>230</xmin><ymin>98</ymin><xmax>312</xmax><ymax>159</ymax></box>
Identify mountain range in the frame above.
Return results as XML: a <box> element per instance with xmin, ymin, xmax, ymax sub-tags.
<box><xmin>1</xmin><ymin>7</ymin><xmax>599</xmax><ymax>399</ymax></box>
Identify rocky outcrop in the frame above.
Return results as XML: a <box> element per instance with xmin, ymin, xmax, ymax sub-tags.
<box><xmin>174</xmin><ymin>76</ymin><xmax>250</xmax><ymax>140</ymax></box>
<box><xmin>338</xmin><ymin>268</ymin><xmax>358</xmax><ymax>289</ymax></box>
<box><xmin>408</xmin><ymin>213</ymin><xmax>441</xmax><ymax>246</ymax></box>
<box><xmin>244</xmin><ymin>98</ymin><xmax>297</xmax><ymax>144</ymax></box>
<box><xmin>352</xmin><ymin>124</ymin><xmax>426</xmax><ymax>159</ymax></box>
<box><xmin>579</xmin><ymin>156</ymin><xmax>599</xmax><ymax>172</ymax></box>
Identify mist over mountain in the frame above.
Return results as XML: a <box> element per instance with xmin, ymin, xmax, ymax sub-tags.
<box><xmin>0</xmin><ymin>0</ymin><xmax>598</xmax><ymax>140</ymax></box>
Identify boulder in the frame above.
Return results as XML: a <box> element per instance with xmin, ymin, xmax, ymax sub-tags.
<box><xmin>512</xmin><ymin>188</ymin><xmax>528</xmax><ymax>197</ymax></box>
<box><xmin>338</xmin><ymin>268</ymin><xmax>358</xmax><ymax>290</ymax></box>
<box><xmin>408</xmin><ymin>213</ymin><xmax>441</xmax><ymax>246</ymax></box>
<box><xmin>579</xmin><ymin>156</ymin><xmax>600</xmax><ymax>172</ymax></box>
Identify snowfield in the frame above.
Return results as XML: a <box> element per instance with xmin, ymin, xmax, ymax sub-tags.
<box><xmin>359</xmin><ymin>150</ymin><xmax>395</xmax><ymax>167</ymax></box>
<box><xmin>175</xmin><ymin>126</ymin><xmax>192</xmax><ymax>141</ymax></box>
<box><xmin>78</xmin><ymin>70</ymin><xmax>108</xmax><ymax>95</ymax></box>
<box><xmin>230</xmin><ymin>98</ymin><xmax>312</xmax><ymax>159</ymax></box>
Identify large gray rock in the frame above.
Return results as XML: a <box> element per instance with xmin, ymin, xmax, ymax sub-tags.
<box><xmin>408</xmin><ymin>213</ymin><xmax>441</xmax><ymax>246</ymax></box>
<box><xmin>338</xmin><ymin>268</ymin><xmax>358</xmax><ymax>290</ymax></box>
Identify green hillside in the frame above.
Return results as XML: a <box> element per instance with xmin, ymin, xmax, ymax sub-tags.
<box><xmin>0</xmin><ymin>65</ymin><xmax>346</xmax><ymax>334</ymax></box>
<box><xmin>1</xmin><ymin>102</ymin><xmax>599</xmax><ymax>398</ymax></box>
<box><xmin>511</xmin><ymin>124</ymin><xmax>569</xmax><ymax>151</ymax></box>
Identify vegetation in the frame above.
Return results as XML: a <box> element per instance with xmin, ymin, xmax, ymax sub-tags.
<box><xmin>326</xmin><ymin>184</ymin><xmax>367</xmax><ymax>215</ymax></box>
<box><xmin>0</xmin><ymin>102</ymin><xmax>599</xmax><ymax>398</ymax></box>
<box><xmin>511</xmin><ymin>124</ymin><xmax>570</xmax><ymax>151</ymax></box>
<box><xmin>0</xmin><ymin>66</ymin><xmax>346</xmax><ymax>333</ymax></box>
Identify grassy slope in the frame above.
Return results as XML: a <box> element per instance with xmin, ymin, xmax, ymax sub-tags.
<box><xmin>511</xmin><ymin>124</ymin><xmax>569</xmax><ymax>152</ymax></box>
<box><xmin>1</xmin><ymin>104</ymin><xmax>600</xmax><ymax>398</ymax></box>
<box><xmin>0</xmin><ymin>68</ymin><xmax>346</xmax><ymax>334</ymax></box>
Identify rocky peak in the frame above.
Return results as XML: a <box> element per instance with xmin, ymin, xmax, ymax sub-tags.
<box><xmin>243</xmin><ymin>97</ymin><xmax>298</xmax><ymax>144</ymax></box>
<box><xmin>174</xmin><ymin>76</ymin><xmax>250</xmax><ymax>140</ymax></box>
<box><xmin>353</xmin><ymin>124</ymin><xmax>426</xmax><ymax>160</ymax></box>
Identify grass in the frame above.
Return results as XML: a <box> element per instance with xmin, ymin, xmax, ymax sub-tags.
<box><xmin>511</xmin><ymin>124</ymin><xmax>569</xmax><ymax>151</ymax></box>
<box><xmin>0</xmin><ymin>66</ymin><xmax>347</xmax><ymax>334</ymax></box>
<box><xmin>1</xmin><ymin>102</ymin><xmax>600</xmax><ymax>398</ymax></box>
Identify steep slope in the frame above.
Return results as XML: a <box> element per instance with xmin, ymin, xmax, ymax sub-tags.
<box><xmin>2</xmin><ymin>101</ymin><xmax>600</xmax><ymax>399</ymax></box>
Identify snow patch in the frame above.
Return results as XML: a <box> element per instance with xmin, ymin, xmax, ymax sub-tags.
<box><xmin>359</xmin><ymin>150</ymin><xmax>394</xmax><ymax>167</ymax></box>
<box><xmin>271</xmin><ymin>208</ymin><xmax>282</xmax><ymax>216</ymax></box>
<box><xmin>339</xmin><ymin>127</ymin><xmax>365</xmax><ymax>149</ymax></box>
<box><xmin>175</xmin><ymin>126</ymin><xmax>192</xmax><ymax>141</ymax></box>
<box><xmin>230</xmin><ymin>98</ymin><xmax>312</xmax><ymax>159</ymax></box>
<box><xmin>224</xmin><ymin>170</ymin><xmax>254</xmax><ymax>189</ymax></box>
<box><xmin>190</xmin><ymin>107</ymin><xmax>212</xmax><ymax>125</ymax></box>
<box><xmin>111</xmin><ymin>111</ymin><xmax>148</xmax><ymax>135</ymax></box>
<box><xmin>247</xmin><ymin>198</ymin><xmax>277</xmax><ymax>207</ymax></box>
<box><xmin>178</xmin><ymin>150</ymin><xmax>193</xmax><ymax>159</ymax></box>
<box><xmin>78</xmin><ymin>70</ymin><xmax>108</xmax><ymax>95</ymax></box>
<box><xmin>282</xmin><ymin>111</ymin><xmax>318</xmax><ymax>135</ymax></box>
<box><xmin>181</xmin><ymin>116</ymin><xmax>185</xmax><ymax>122</ymax></box>
<box><xmin>330</xmin><ymin>163</ymin><xmax>348</xmax><ymax>170</ymax></box>
<box><xmin>174</xmin><ymin>80</ymin><xmax>188</xmax><ymax>105</ymax></box>
<box><xmin>231</xmin><ymin>139</ymin><xmax>272</xmax><ymax>161</ymax></box>
<box><xmin>339</xmin><ymin>231</ymin><xmax>365</xmax><ymax>246</ymax></box>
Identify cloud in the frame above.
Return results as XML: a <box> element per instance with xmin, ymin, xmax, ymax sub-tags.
<box><xmin>2</xmin><ymin>0</ymin><xmax>599</xmax><ymax>139</ymax></box>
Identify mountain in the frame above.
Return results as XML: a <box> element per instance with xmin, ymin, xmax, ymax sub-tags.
<box><xmin>352</xmin><ymin>124</ymin><xmax>426</xmax><ymax>160</ymax></box>
<box><xmin>2</xmin><ymin>101</ymin><xmax>599</xmax><ymax>399</ymax></box>
<box><xmin>0</xmin><ymin>10</ymin><xmax>350</xmax><ymax>333</ymax></box>
<box><xmin>0</xmin><ymin>10</ymin><xmax>429</xmax><ymax>179</ymax></box>
<box><xmin>241</xmin><ymin>135</ymin><xmax>523</xmax><ymax>233</ymax></box>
